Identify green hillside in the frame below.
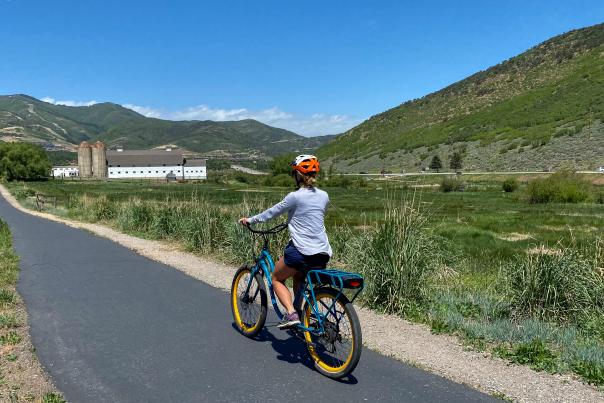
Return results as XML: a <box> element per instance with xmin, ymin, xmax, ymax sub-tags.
<box><xmin>319</xmin><ymin>23</ymin><xmax>604</xmax><ymax>172</ymax></box>
<box><xmin>0</xmin><ymin>95</ymin><xmax>333</xmax><ymax>157</ymax></box>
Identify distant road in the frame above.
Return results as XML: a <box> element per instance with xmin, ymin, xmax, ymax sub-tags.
<box><xmin>0</xmin><ymin>194</ymin><xmax>497</xmax><ymax>402</ymax></box>
<box><xmin>231</xmin><ymin>165</ymin><xmax>268</xmax><ymax>175</ymax></box>
<box><xmin>343</xmin><ymin>171</ymin><xmax>601</xmax><ymax>177</ymax></box>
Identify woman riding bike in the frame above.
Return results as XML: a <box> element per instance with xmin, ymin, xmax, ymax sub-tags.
<box><xmin>239</xmin><ymin>154</ymin><xmax>332</xmax><ymax>329</ymax></box>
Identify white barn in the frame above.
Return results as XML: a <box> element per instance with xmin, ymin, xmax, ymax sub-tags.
<box><xmin>106</xmin><ymin>149</ymin><xmax>206</xmax><ymax>180</ymax></box>
<box><xmin>52</xmin><ymin>166</ymin><xmax>79</xmax><ymax>178</ymax></box>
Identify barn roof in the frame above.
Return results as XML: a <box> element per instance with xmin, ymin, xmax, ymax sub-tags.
<box><xmin>185</xmin><ymin>158</ymin><xmax>206</xmax><ymax>167</ymax></box>
<box><xmin>106</xmin><ymin>149</ymin><xmax>206</xmax><ymax>167</ymax></box>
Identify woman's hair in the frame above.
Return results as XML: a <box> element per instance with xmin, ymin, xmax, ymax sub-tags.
<box><xmin>294</xmin><ymin>171</ymin><xmax>317</xmax><ymax>188</ymax></box>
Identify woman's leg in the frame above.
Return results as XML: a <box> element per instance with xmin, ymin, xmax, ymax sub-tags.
<box><xmin>272</xmin><ymin>257</ymin><xmax>298</xmax><ymax>314</ymax></box>
<box><xmin>292</xmin><ymin>271</ymin><xmax>305</xmax><ymax>311</ymax></box>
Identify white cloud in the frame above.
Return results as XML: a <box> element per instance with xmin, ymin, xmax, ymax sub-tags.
<box><xmin>41</xmin><ymin>97</ymin><xmax>97</xmax><ymax>107</ymax></box>
<box><xmin>123</xmin><ymin>103</ymin><xmax>361</xmax><ymax>136</ymax></box>
<box><xmin>170</xmin><ymin>105</ymin><xmax>293</xmax><ymax>124</ymax></box>
<box><xmin>122</xmin><ymin>104</ymin><xmax>163</xmax><ymax>118</ymax></box>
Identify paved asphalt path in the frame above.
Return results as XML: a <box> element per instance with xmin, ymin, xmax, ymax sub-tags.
<box><xmin>0</xmin><ymin>195</ymin><xmax>498</xmax><ymax>402</ymax></box>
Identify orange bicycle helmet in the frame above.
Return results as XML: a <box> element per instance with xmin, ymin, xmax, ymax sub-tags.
<box><xmin>290</xmin><ymin>154</ymin><xmax>320</xmax><ymax>175</ymax></box>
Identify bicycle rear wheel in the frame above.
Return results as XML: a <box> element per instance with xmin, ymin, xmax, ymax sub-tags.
<box><xmin>231</xmin><ymin>265</ymin><xmax>267</xmax><ymax>337</ymax></box>
<box><xmin>303</xmin><ymin>287</ymin><xmax>362</xmax><ymax>379</ymax></box>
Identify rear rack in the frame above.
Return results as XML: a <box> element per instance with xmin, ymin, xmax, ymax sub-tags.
<box><xmin>306</xmin><ymin>269</ymin><xmax>364</xmax><ymax>303</ymax></box>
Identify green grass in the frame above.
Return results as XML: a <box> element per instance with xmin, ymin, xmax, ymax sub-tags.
<box><xmin>6</xmin><ymin>177</ymin><xmax>604</xmax><ymax>385</ymax></box>
<box><xmin>0</xmin><ymin>289</ymin><xmax>15</xmax><ymax>306</ymax></box>
<box><xmin>43</xmin><ymin>393</ymin><xmax>67</xmax><ymax>403</ymax></box>
<box><xmin>0</xmin><ymin>331</ymin><xmax>22</xmax><ymax>345</ymax></box>
<box><xmin>0</xmin><ymin>314</ymin><xmax>18</xmax><ymax>328</ymax></box>
<box><xmin>495</xmin><ymin>339</ymin><xmax>560</xmax><ymax>373</ymax></box>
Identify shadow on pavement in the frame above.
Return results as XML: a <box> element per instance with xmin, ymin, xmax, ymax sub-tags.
<box><xmin>230</xmin><ymin>323</ymin><xmax>358</xmax><ymax>385</ymax></box>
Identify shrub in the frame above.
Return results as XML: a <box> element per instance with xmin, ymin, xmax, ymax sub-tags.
<box><xmin>269</xmin><ymin>154</ymin><xmax>296</xmax><ymax>175</ymax></box>
<box><xmin>0</xmin><ymin>142</ymin><xmax>51</xmax><ymax>180</ymax></box>
<box><xmin>497</xmin><ymin>339</ymin><xmax>560</xmax><ymax>372</ymax></box>
<box><xmin>263</xmin><ymin>174</ymin><xmax>293</xmax><ymax>187</ymax></box>
<box><xmin>573</xmin><ymin>357</ymin><xmax>604</xmax><ymax>385</ymax></box>
<box><xmin>500</xmin><ymin>246</ymin><xmax>604</xmax><ymax>322</ymax></box>
<box><xmin>351</xmin><ymin>200</ymin><xmax>443</xmax><ymax>314</ymax></box>
<box><xmin>526</xmin><ymin>171</ymin><xmax>590</xmax><ymax>204</ymax></box>
<box><xmin>12</xmin><ymin>186</ymin><xmax>36</xmax><ymax>199</ymax></box>
<box><xmin>440</xmin><ymin>177</ymin><xmax>464</xmax><ymax>192</ymax></box>
<box><xmin>502</xmin><ymin>178</ymin><xmax>519</xmax><ymax>193</ymax></box>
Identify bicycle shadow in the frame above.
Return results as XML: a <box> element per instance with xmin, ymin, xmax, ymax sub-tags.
<box><xmin>231</xmin><ymin>323</ymin><xmax>358</xmax><ymax>385</ymax></box>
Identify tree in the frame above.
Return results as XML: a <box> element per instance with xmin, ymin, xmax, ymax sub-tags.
<box><xmin>449</xmin><ymin>152</ymin><xmax>463</xmax><ymax>171</ymax></box>
<box><xmin>429</xmin><ymin>155</ymin><xmax>442</xmax><ymax>173</ymax></box>
<box><xmin>269</xmin><ymin>153</ymin><xmax>297</xmax><ymax>175</ymax></box>
<box><xmin>0</xmin><ymin>143</ymin><xmax>51</xmax><ymax>181</ymax></box>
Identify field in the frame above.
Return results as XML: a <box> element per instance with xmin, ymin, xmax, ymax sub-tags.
<box><xmin>6</xmin><ymin>172</ymin><xmax>604</xmax><ymax>386</ymax></box>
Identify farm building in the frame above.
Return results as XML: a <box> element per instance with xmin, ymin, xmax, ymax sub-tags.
<box><xmin>106</xmin><ymin>148</ymin><xmax>206</xmax><ymax>180</ymax></box>
<box><xmin>77</xmin><ymin>142</ymin><xmax>207</xmax><ymax>180</ymax></box>
<box><xmin>52</xmin><ymin>166</ymin><xmax>79</xmax><ymax>178</ymax></box>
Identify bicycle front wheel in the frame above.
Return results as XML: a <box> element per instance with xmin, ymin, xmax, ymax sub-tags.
<box><xmin>231</xmin><ymin>265</ymin><xmax>267</xmax><ymax>337</ymax></box>
<box><xmin>303</xmin><ymin>287</ymin><xmax>362</xmax><ymax>379</ymax></box>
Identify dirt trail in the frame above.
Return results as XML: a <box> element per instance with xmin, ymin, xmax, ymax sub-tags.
<box><xmin>1</xmin><ymin>184</ymin><xmax>601</xmax><ymax>403</ymax></box>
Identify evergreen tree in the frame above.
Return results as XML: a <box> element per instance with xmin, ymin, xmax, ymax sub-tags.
<box><xmin>449</xmin><ymin>152</ymin><xmax>463</xmax><ymax>171</ymax></box>
<box><xmin>429</xmin><ymin>155</ymin><xmax>442</xmax><ymax>173</ymax></box>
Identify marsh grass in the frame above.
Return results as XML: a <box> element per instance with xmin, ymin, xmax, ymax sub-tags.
<box><xmin>351</xmin><ymin>195</ymin><xmax>446</xmax><ymax>315</ymax></box>
<box><xmin>500</xmin><ymin>244</ymin><xmax>604</xmax><ymax>322</ymax></box>
<box><xmin>526</xmin><ymin>171</ymin><xmax>591</xmax><ymax>203</ymax></box>
<box><xmin>440</xmin><ymin>177</ymin><xmax>464</xmax><ymax>192</ymax></box>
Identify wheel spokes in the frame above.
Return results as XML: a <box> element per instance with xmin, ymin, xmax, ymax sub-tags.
<box><xmin>307</xmin><ymin>295</ymin><xmax>354</xmax><ymax>370</ymax></box>
<box><xmin>236</xmin><ymin>273</ymin><xmax>262</xmax><ymax>328</ymax></box>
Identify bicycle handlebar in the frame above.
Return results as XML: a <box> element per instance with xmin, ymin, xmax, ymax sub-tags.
<box><xmin>244</xmin><ymin>222</ymin><xmax>288</xmax><ymax>235</ymax></box>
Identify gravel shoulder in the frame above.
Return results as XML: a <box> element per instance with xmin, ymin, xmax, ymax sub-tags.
<box><xmin>1</xmin><ymin>185</ymin><xmax>602</xmax><ymax>403</ymax></box>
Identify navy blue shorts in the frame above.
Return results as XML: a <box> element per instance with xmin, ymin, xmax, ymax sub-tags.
<box><xmin>283</xmin><ymin>241</ymin><xmax>329</xmax><ymax>272</ymax></box>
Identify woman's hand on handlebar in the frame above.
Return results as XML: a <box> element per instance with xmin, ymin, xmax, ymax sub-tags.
<box><xmin>238</xmin><ymin>217</ymin><xmax>250</xmax><ymax>226</ymax></box>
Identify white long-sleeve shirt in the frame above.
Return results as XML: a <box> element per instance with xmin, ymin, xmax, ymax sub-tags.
<box><xmin>249</xmin><ymin>187</ymin><xmax>332</xmax><ymax>257</ymax></box>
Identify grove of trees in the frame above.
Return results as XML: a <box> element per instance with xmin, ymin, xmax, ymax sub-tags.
<box><xmin>0</xmin><ymin>143</ymin><xmax>51</xmax><ymax>181</ymax></box>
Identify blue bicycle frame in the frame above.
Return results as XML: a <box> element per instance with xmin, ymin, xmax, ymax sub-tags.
<box><xmin>245</xmin><ymin>243</ymin><xmax>364</xmax><ymax>335</ymax></box>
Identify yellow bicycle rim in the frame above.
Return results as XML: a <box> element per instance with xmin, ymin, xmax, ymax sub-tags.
<box><xmin>232</xmin><ymin>270</ymin><xmax>261</xmax><ymax>333</ymax></box>
<box><xmin>304</xmin><ymin>292</ymin><xmax>354</xmax><ymax>373</ymax></box>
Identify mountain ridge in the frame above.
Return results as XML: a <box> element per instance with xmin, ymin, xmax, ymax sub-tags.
<box><xmin>319</xmin><ymin>22</ymin><xmax>604</xmax><ymax>172</ymax></box>
<box><xmin>0</xmin><ymin>94</ymin><xmax>334</xmax><ymax>157</ymax></box>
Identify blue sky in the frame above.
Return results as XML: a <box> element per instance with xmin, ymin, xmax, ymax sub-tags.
<box><xmin>1</xmin><ymin>0</ymin><xmax>603</xmax><ymax>136</ymax></box>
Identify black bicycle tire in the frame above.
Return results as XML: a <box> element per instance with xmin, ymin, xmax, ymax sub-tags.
<box><xmin>303</xmin><ymin>287</ymin><xmax>363</xmax><ymax>379</ymax></box>
<box><xmin>230</xmin><ymin>264</ymin><xmax>267</xmax><ymax>338</ymax></box>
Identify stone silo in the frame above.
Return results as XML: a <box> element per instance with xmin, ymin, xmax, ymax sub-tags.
<box><xmin>92</xmin><ymin>141</ymin><xmax>107</xmax><ymax>178</ymax></box>
<box><xmin>77</xmin><ymin>141</ymin><xmax>93</xmax><ymax>178</ymax></box>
